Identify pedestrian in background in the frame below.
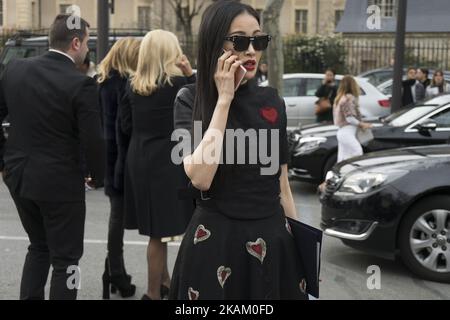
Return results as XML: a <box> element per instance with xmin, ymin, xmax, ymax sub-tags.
<box><xmin>334</xmin><ymin>75</ymin><xmax>372</xmax><ymax>163</ymax></box>
<box><xmin>0</xmin><ymin>14</ymin><xmax>104</xmax><ymax>300</ymax></box>
<box><xmin>401</xmin><ymin>67</ymin><xmax>417</xmax><ymax>107</ymax></box>
<box><xmin>415</xmin><ymin>68</ymin><xmax>430</xmax><ymax>102</ymax></box>
<box><xmin>120</xmin><ymin>30</ymin><xmax>195</xmax><ymax>300</ymax></box>
<box><xmin>97</xmin><ymin>37</ymin><xmax>141</xmax><ymax>299</ymax></box>
<box><xmin>256</xmin><ymin>62</ymin><xmax>268</xmax><ymax>84</ymax></box>
<box><xmin>426</xmin><ymin>70</ymin><xmax>450</xmax><ymax>99</ymax></box>
<box><xmin>315</xmin><ymin>68</ymin><xmax>337</xmax><ymax>123</ymax></box>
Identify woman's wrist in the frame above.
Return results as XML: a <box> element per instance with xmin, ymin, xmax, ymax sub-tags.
<box><xmin>217</xmin><ymin>95</ymin><xmax>233</xmax><ymax>107</ymax></box>
<box><xmin>184</xmin><ymin>68</ymin><xmax>194</xmax><ymax>77</ymax></box>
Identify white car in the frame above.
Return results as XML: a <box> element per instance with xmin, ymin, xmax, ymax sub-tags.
<box><xmin>260</xmin><ymin>73</ymin><xmax>391</xmax><ymax>128</ymax></box>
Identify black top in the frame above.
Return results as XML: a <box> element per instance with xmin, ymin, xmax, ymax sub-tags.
<box><xmin>0</xmin><ymin>51</ymin><xmax>104</xmax><ymax>202</ymax></box>
<box><xmin>402</xmin><ymin>79</ymin><xmax>416</xmax><ymax>107</ymax></box>
<box><xmin>99</xmin><ymin>70</ymin><xmax>129</xmax><ymax>196</ymax></box>
<box><xmin>120</xmin><ymin>75</ymin><xmax>196</xmax><ymax>237</ymax></box>
<box><xmin>174</xmin><ymin>80</ymin><xmax>289</xmax><ymax>220</ymax></box>
<box><xmin>315</xmin><ymin>83</ymin><xmax>337</xmax><ymax>123</ymax></box>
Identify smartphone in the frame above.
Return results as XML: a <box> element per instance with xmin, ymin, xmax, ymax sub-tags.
<box><xmin>222</xmin><ymin>49</ymin><xmax>247</xmax><ymax>91</ymax></box>
<box><xmin>234</xmin><ymin>65</ymin><xmax>247</xmax><ymax>91</ymax></box>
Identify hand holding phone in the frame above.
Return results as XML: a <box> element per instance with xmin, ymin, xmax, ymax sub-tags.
<box><xmin>215</xmin><ymin>50</ymin><xmax>246</xmax><ymax>101</ymax></box>
<box><xmin>221</xmin><ymin>50</ymin><xmax>247</xmax><ymax>91</ymax></box>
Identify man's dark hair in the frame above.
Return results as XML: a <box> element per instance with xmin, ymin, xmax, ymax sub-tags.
<box><xmin>419</xmin><ymin>68</ymin><xmax>429</xmax><ymax>77</ymax></box>
<box><xmin>49</xmin><ymin>14</ymin><xmax>90</xmax><ymax>51</ymax></box>
<box><xmin>325</xmin><ymin>68</ymin><xmax>336</xmax><ymax>75</ymax></box>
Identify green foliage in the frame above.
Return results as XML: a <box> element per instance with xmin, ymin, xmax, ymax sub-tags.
<box><xmin>284</xmin><ymin>34</ymin><xmax>348</xmax><ymax>74</ymax></box>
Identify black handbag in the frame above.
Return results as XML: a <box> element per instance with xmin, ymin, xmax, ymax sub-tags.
<box><xmin>286</xmin><ymin>217</ymin><xmax>323</xmax><ymax>298</ymax></box>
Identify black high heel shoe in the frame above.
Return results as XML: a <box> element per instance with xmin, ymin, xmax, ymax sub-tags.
<box><xmin>102</xmin><ymin>258</ymin><xmax>136</xmax><ymax>300</ymax></box>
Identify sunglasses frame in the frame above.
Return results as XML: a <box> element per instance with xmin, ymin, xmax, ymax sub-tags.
<box><xmin>223</xmin><ymin>35</ymin><xmax>272</xmax><ymax>52</ymax></box>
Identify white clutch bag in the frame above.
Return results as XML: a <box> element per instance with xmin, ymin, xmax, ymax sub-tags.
<box><xmin>356</xmin><ymin>128</ymin><xmax>374</xmax><ymax>145</ymax></box>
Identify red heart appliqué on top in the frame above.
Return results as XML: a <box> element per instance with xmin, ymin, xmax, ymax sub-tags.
<box><xmin>260</xmin><ymin>107</ymin><xmax>279</xmax><ymax>124</ymax></box>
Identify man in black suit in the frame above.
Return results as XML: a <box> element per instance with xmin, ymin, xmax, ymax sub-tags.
<box><xmin>0</xmin><ymin>14</ymin><xmax>104</xmax><ymax>300</ymax></box>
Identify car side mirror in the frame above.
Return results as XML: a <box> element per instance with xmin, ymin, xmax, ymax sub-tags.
<box><xmin>415</xmin><ymin>119</ymin><xmax>437</xmax><ymax>132</ymax></box>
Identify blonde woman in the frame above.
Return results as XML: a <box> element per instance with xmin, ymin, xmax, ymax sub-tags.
<box><xmin>97</xmin><ymin>37</ymin><xmax>140</xmax><ymax>299</ymax></box>
<box><xmin>119</xmin><ymin>30</ymin><xmax>195</xmax><ymax>300</ymax></box>
<box><xmin>334</xmin><ymin>75</ymin><xmax>372</xmax><ymax>162</ymax></box>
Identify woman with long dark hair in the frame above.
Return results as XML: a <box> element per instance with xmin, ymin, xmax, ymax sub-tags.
<box><xmin>170</xmin><ymin>0</ymin><xmax>308</xmax><ymax>300</ymax></box>
<box><xmin>426</xmin><ymin>70</ymin><xmax>450</xmax><ymax>99</ymax></box>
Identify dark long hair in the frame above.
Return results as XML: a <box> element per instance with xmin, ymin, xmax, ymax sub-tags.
<box><xmin>193</xmin><ymin>0</ymin><xmax>260</xmax><ymax>130</ymax></box>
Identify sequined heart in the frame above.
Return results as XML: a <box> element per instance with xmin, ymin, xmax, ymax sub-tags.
<box><xmin>246</xmin><ymin>238</ymin><xmax>267</xmax><ymax>264</ymax></box>
<box><xmin>299</xmin><ymin>279</ymin><xmax>307</xmax><ymax>295</ymax></box>
<box><xmin>193</xmin><ymin>225</ymin><xmax>211</xmax><ymax>245</ymax></box>
<box><xmin>217</xmin><ymin>266</ymin><xmax>232</xmax><ymax>288</ymax></box>
<box><xmin>260</xmin><ymin>107</ymin><xmax>278</xmax><ymax>124</ymax></box>
<box><xmin>188</xmin><ymin>287</ymin><xmax>199</xmax><ymax>300</ymax></box>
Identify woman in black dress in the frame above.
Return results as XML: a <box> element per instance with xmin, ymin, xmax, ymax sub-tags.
<box><xmin>119</xmin><ymin>30</ymin><xmax>195</xmax><ymax>300</ymax></box>
<box><xmin>97</xmin><ymin>37</ymin><xmax>140</xmax><ymax>299</ymax></box>
<box><xmin>170</xmin><ymin>1</ymin><xmax>308</xmax><ymax>300</ymax></box>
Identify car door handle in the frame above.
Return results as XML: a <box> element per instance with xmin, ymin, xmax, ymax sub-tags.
<box><xmin>287</xmin><ymin>104</ymin><xmax>296</xmax><ymax>107</ymax></box>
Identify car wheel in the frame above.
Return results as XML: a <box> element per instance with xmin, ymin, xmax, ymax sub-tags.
<box><xmin>398</xmin><ymin>195</ymin><xmax>450</xmax><ymax>283</ymax></box>
<box><xmin>322</xmin><ymin>152</ymin><xmax>337</xmax><ymax>180</ymax></box>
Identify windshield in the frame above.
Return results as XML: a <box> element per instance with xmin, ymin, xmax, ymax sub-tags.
<box><xmin>388</xmin><ymin>106</ymin><xmax>437</xmax><ymax>127</ymax></box>
<box><xmin>1</xmin><ymin>47</ymin><xmax>38</xmax><ymax>66</ymax></box>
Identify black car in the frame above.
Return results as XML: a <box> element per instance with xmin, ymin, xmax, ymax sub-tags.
<box><xmin>320</xmin><ymin>144</ymin><xmax>450</xmax><ymax>283</ymax></box>
<box><xmin>0</xmin><ymin>32</ymin><xmax>145</xmax><ymax>71</ymax></box>
<box><xmin>290</xmin><ymin>95</ymin><xmax>450</xmax><ymax>184</ymax></box>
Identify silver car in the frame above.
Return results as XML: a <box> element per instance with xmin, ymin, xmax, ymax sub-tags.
<box><xmin>260</xmin><ymin>73</ymin><xmax>391</xmax><ymax>128</ymax></box>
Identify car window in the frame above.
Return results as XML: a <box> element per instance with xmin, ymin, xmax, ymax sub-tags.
<box><xmin>283</xmin><ymin>79</ymin><xmax>301</xmax><ymax>97</ymax></box>
<box><xmin>366</xmin><ymin>71</ymin><xmax>393</xmax><ymax>86</ymax></box>
<box><xmin>389</xmin><ymin>106</ymin><xmax>437</xmax><ymax>127</ymax></box>
<box><xmin>304</xmin><ymin>78</ymin><xmax>323</xmax><ymax>96</ymax></box>
<box><xmin>359</xmin><ymin>86</ymin><xmax>366</xmax><ymax>96</ymax></box>
<box><xmin>381</xmin><ymin>83</ymin><xmax>393</xmax><ymax>96</ymax></box>
<box><xmin>1</xmin><ymin>47</ymin><xmax>38</xmax><ymax>66</ymax></box>
<box><xmin>430</xmin><ymin>107</ymin><xmax>450</xmax><ymax>128</ymax></box>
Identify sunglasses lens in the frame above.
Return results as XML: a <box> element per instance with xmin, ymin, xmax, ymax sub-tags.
<box><xmin>234</xmin><ymin>36</ymin><xmax>250</xmax><ymax>51</ymax></box>
<box><xmin>253</xmin><ymin>36</ymin><xmax>269</xmax><ymax>51</ymax></box>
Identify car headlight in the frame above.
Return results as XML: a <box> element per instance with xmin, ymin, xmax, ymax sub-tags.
<box><xmin>294</xmin><ymin>137</ymin><xmax>327</xmax><ymax>155</ymax></box>
<box><xmin>336</xmin><ymin>170</ymin><xmax>408</xmax><ymax>195</ymax></box>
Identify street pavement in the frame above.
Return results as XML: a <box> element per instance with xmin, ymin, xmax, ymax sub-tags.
<box><xmin>0</xmin><ymin>178</ymin><xmax>449</xmax><ymax>300</ymax></box>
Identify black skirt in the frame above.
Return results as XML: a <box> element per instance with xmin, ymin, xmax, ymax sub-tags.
<box><xmin>170</xmin><ymin>205</ymin><xmax>309</xmax><ymax>300</ymax></box>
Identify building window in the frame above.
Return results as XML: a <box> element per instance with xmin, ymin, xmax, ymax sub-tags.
<box><xmin>369</xmin><ymin>0</ymin><xmax>396</xmax><ymax>18</ymax></box>
<box><xmin>0</xmin><ymin>0</ymin><xmax>3</xmax><ymax>26</ymax></box>
<box><xmin>295</xmin><ymin>10</ymin><xmax>308</xmax><ymax>34</ymax></box>
<box><xmin>335</xmin><ymin>10</ymin><xmax>344</xmax><ymax>28</ymax></box>
<box><xmin>138</xmin><ymin>6</ymin><xmax>151</xmax><ymax>30</ymax></box>
<box><xmin>60</xmin><ymin>4</ymin><xmax>72</xmax><ymax>14</ymax></box>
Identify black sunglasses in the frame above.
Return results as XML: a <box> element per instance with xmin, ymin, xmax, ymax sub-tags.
<box><xmin>224</xmin><ymin>35</ymin><xmax>272</xmax><ymax>52</ymax></box>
